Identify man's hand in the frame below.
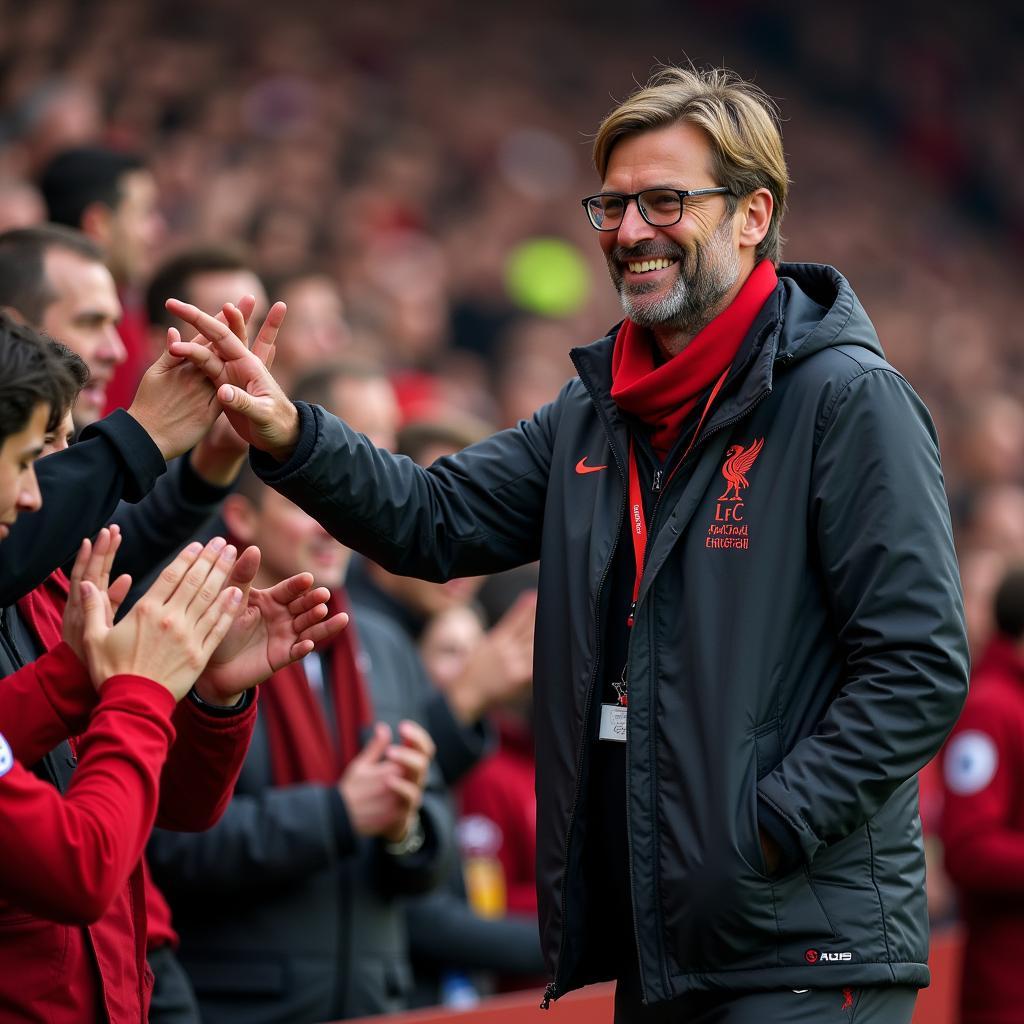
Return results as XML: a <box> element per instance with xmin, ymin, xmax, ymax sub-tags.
<box><xmin>192</xmin><ymin>548</ymin><xmax>349</xmax><ymax>706</ymax></box>
<box><xmin>382</xmin><ymin>720</ymin><xmax>435</xmax><ymax>843</ymax></box>
<box><xmin>445</xmin><ymin>591</ymin><xmax>537</xmax><ymax>725</ymax></box>
<box><xmin>165</xmin><ymin>298</ymin><xmax>300</xmax><ymax>462</ymax></box>
<box><xmin>63</xmin><ymin>526</ymin><xmax>132</xmax><ymax>662</ymax></box>
<box><xmin>338</xmin><ymin>724</ymin><xmax>406</xmax><ymax>839</ymax></box>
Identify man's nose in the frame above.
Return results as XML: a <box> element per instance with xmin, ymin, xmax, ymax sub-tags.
<box><xmin>18</xmin><ymin>466</ymin><xmax>42</xmax><ymax>514</ymax></box>
<box><xmin>615</xmin><ymin>198</ymin><xmax>657</xmax><ymax>248</ymax></box>
<box><xmin>102</xmin><ymin>324</ymin><xmax>128</xmax><ymax>366</ymax></box>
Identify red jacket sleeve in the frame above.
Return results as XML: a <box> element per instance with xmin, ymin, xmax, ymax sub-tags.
<box><xmin>0</xmin><ymin>675</ymin><xmax>175</xmax><ymax>924</ymax></box>
<box><xmin>155</xmin><ymin>689</ymin><xmax>258</xmax><ymax>832</ymax></box>
<box><xmin>0</xmin><ymin>643</ymin><xmax>96</xmax><ymax>762</ymax></box>
<box><xmin>941</xmin><ymin>685</ymin><xmax>1024</xmax><ymax>893</ymax></box>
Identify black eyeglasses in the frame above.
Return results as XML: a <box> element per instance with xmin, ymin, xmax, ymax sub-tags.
<box><xmin>581</xmin><ymin>186</ymin><xmax>732</xmax><ymax>231</ymax></box>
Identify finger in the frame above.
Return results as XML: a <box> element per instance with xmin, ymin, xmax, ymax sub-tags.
<box><xmin>291</xmin><ymin>602</ymin><xmax>329</xmax><ymax>635</ymax></box>
<box><xmin>357</xmin><ymin>723</ymin><xmax>392</xmax><ymax>764</ymax></box>
<box><xmin>236</xmin><ymin>294</ymin><xmax>256</xmax><ymax>324</ymax></box>
<box><xmin>162</xmin><ymin>327</ymin><xmax>185</xmax><ymax>365</ymax></box>
<box><xmin>250</xmin><ymin>301</ymin><xmax>287</xmax><ymax>365</ymax></box>
<box><xmin>166</xmin><ymin>337</ymin><xmax>227</xmax><ymax>381</ymax></box>
<box><xmin>285</xmin><ymin>581</ymin><xmax>327</xmax><ymax>614</ymax></box>
<box><xmin>166</xmin><ymin>537</ymin><xmax>229</xmax><ymax>613</ymax></box>
<box><xmin>82</xmin><ymin>527</ymin><xmax>112</xmax><ymax>590</ymax></box>
<box><xmin>195</xmin><ymin>586</ymin><xmax>244</xmax><ymax>658</ymax></box>
<box><xmin>145</xmin><ymin>541</ymin><xmax>205</xmax><ymax>603</ymax></box>
<box><xmin>223</xmin><ymin>302</ymin><xmax>248</xmax><ymax>346</ymax></box>
<box><xmin>385</xmin><ymin>746</ymin><xmax>430</xmax><ymax>783</ymax></box>
<box><xmin>396</xmin><ymin>720</ymin><xmax>436</xmax><ymax>761</ymax></box>
<box><xmin>68</xmin><ymin>537</ymin><xmax>92</xmax><ymax>593</ymax></box>
<box><xmin>79</xmin><ymin>581</ymin><xmax>108</xmax><ymax>643</ymax></box>
<box><xmin>182</xmin><ymin>542</ymin><xmax>238</xmax><ymax>618</ymax></box>
<box><xmin>226</xmin><ymin>545</ymin><xmax>261</xmax><ymax>606</ymax></box>
<box><xmin>296</xmin><ymin>611</ymin><xmax>349</xmax><ymax>649</ymax></box>
<box><xmin>384</xmin><ymin>775</ymin><xmax>424</xmax><ymax>810</ymax></box>
<box><xmin>165</xmin><ymin>298</ymin><xmax>251</xmax><ymax>357</ymax></box>
<box><xmin>107</xmin><ymin>574</ymin><xmax>133</xmax><ymax>620</ymax></box>
<box><xmin>216</xmin><ymin>384</ymin><xmax>277</xmax><ymax>427</ymax></box>
<box><xmin>287</xmin><ymin>638</ymin><xmax>315</xmax><ymax>661</ymax></box>
<box><xmin>97</xmin><ymin>523</ymin><xmax>122</xmax><ymax>592</ymax></box>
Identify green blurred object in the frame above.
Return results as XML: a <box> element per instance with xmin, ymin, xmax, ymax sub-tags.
<box><xmin>504</xmin><ymin>238</ymin><xmax>590</xmax><ymax>316</ymax></box>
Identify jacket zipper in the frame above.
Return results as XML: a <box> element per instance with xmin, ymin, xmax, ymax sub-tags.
<box><xmin>544</xmin><ymin>366</ymin><xmax>627</xmax><ymax>1010</ymax></box>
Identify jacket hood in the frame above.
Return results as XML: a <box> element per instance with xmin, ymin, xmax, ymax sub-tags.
<box><xmin>775</xmin><ymin>262</ymin><xmax>884</xmax><ymax>364</ymax></box>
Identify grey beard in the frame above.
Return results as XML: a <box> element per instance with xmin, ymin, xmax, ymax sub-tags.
<box><xmin>608</xmin><ymin>221</ymin><xmax>740</xmax><ymax>336</ymax></box>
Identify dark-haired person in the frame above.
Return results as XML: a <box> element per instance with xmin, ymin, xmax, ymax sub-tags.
<box><xmin>39</xmin><ymin>145</ymin><xmax>166</xmax><ymax>409</ymax></box>
<box><xmin>942</xmin><ymin>565</ymin><xmax>1024</xmax><ymax>1024</ymax></box>
<box><xmin>170</xmin><ymin>66</ymin><xmax>968</xmax><ymax>1023</ymax></box>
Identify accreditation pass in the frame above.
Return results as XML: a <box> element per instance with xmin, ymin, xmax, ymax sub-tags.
<box><xmin>599</xmin><ymin>703</ymin><xmax>627</xmax><ymax>743</ymax></box>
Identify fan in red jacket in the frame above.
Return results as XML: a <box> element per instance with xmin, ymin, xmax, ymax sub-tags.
<box><xmin>942</xmin><ymin>565</ymin><xmax>1024</xmax><ymax>1024</ymax></box>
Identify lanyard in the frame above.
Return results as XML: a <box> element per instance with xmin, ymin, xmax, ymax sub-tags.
<box><xmin>625</xmin><ymin>366</ymin><xmax>731</xmax><ymax>630</ymax></box>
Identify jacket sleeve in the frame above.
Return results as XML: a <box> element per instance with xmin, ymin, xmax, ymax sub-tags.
<box><xmin>148</xmin><ymin>781</ymin><xmax>357</xmax><ymax>892</ymax></box>
<box><xmin>111</xmin><ymin>454</ymin><xmax>235</xmax><ymax>584</ymax></box>
<box><xmin>0</xmin><ymin>411</ymin><xmax>165</xmax><ymax>606</ymax></box>
<box><xmin>252</xmin><ymin>396</ymin><xmax>562</xmax><ymax>581</ymax></box>
<box><xmin>940</xmin><ymin>690</ymin><xmax>1024</xmax><ymax>893</ymax></box>
<box><xmin>755</xmin><ymin>367</ymin><xmax>969</xmax><ymax>865</ymax></box>
<box><xmin>0</xmin><ymin>643</ymin><xmax>96</xmax><ymax>763</ymax></box>
<box><xmin>155</xmin><ymin>691</ymin><xmax>258</xmax><ymax>832</ymax></box>
<box><xmin>0</xmin><ymin>675</ymin><xmax>175</xmax><ymax>924</ymax></box>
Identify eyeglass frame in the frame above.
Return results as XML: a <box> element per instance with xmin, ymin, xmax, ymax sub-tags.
<box><xmin>580</xmin><ymin>186</ymin><xmax>733</xmax><ymax>231</ymax></box>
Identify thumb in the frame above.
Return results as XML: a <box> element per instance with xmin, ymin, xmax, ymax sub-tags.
<box><xmin>357</xmin><ymin>723</ymin><xmax>392</xmax><ymax>764</ymax></box>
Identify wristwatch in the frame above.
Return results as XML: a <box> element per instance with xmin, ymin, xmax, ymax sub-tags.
<box><xmin>384</xmin><ymin>814</ymin><xmax>425</xmax><ymax>857</ymax></box>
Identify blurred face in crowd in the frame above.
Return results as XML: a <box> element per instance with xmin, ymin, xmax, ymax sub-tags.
<box><xmin>225</xmin><ymin>487</ymin><xmax>350</xmax><ymax>592</ymax></box>
<box><xmin>40</xmin><ymin>247</ymin><xmax>124</xmax><ymax>427</ymax></box>
<box><xmin>275</xmin><ymin>275</ymin><xmax>351</xmax><ymax>388</ymax></box>
<box><xmin>104</xmin><ymin>169</ymin><xmax>166</xmax><ymax>286</ymax></box>
<box><xmin>328</xmin><ymin>374</ymin><xmax>400</xmax><ymax>451</ymax></box>
<box><xmin>184</xmin><ymin>269</ymin><xmax>269</xmax><ymax>325</ymax></box>
<box><xmin>0</xmin><ymin>403</ymin><xmax>48</xmax><ymax>539</ymax></box>
<box><xmin>599</xmin><ymin>121</ymin><xmax>743</xmax><ymax>335</ymax></box>
<box><xmin>419</xmin><ymin>604</ymin><xmax>485</xmax><ymax>692</ymax></box>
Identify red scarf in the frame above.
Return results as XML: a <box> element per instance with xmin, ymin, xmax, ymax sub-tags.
<box><xmin>610</xmin><ymin>259</ymin><xmax>778</xmax><ymax>458</ymax></box>
<box><xmin>260</xmin><ymin>591</ymin><xmax>374</xmax><ymax>785</ymax></box>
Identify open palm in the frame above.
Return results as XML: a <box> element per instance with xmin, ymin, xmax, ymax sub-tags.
<box><xmin>198</xmin><ymin>565</ymin><xmax>349</xmax><ymax>701</ymax></box>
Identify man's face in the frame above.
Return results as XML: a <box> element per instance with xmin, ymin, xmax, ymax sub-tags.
<box><xmin>276</xmin><ymin>276</ymin><xmax>351</xmax><ymax>388</ymax></box>
<box><xmin>234</xmin><ymin>489</ymin><xmax>351</xmax><ymax>591</ymax></box>
<box><xmin>599</xmin><ymin>121</ymin><xmax>742</xmax><ymax>334</ymax></box>
<box><xmin>108</xmin><ymin>169</ymin><xmax>166</xmax><ymax>286</ymax></box>
<box><xmin>40</xmin><ymin>247</ymin><xmax>124</xmax><ymax>427</ymax></box>
<box><xmin>0</xmin><ymin>403</ymin><xmax>48</xmax><ymax>539</ymax></box>
<box><xmin>328</xmin><ymin>375</ymin><xmax>400</xmax><ymax>451</ymax></box>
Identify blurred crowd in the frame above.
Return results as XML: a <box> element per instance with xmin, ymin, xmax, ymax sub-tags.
<box><xmin>0</xmin><ymin>0</ymin><xmax>1021</xmax><ymax>1021</ymax></box>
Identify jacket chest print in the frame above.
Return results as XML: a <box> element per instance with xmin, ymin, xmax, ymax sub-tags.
<box><xmin>705</xmin><ymin>438</ymin><xmax>764</xmax><ymax>551</ymax></box>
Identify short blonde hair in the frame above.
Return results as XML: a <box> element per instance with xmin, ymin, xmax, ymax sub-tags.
<box><xmin>593</xmin><ymin>66</ymin><xmax>789</xmax><ymax>264</ymax></box>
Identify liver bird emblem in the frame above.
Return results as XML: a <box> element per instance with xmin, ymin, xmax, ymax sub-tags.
<box><xmin>717</xmin><ymin>438</ymin><xmax>765</xmax><ymax>500</ymax></box>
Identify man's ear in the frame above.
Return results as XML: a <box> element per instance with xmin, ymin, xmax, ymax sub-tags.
<box><xmin>221</xmin><ymin>493</ymin><xmax>258</xmax><ymax>544</ymax></box>
<box><xmin>738</xmin><ymin>188</ymin><xmax>773</xmax><ymax>253</ymax></box>
<box><xmin>79</xmin><ymin>201</ymin><xmax>113</xmax><ymax>246</ymax></box>
<box><xmin>0</xmin><ymin>304</ymin><xmax>28</xmax><ymax>325</ymax></box>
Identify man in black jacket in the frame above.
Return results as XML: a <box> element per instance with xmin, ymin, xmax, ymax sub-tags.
<box><xmin>169</xmin><ymin>66</ymin><xmax>969</xmax><ymax>1023</ymax></box>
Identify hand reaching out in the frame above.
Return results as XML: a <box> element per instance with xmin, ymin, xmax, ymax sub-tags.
<box><xmin>193</xmin><ymin>547</ymin><xmax>350</xmax><ymax>706</ymax></box>
<box><xmin>165</xmin><ymin>298</ymin><xmax>300</xmax><ymax>460</ymax></box>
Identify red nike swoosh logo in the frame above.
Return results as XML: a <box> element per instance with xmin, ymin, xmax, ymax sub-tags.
<box><xmin>576</xmin><ymin>457</ymin><xmax>607</xmax><ymax>475</ymax></box>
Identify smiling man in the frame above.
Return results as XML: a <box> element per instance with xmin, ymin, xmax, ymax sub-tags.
<box><xmin>169</xmin><ymin>66</ymin><xmax>968</xmax><ymax>1024</ymax></box>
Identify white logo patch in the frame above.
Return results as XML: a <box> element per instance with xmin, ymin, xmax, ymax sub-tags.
<box><xmin>0</xmin><ymin>732</ymin><xmax>12</xmax><ymax>778</ymax></box>
<box><xmin>945</xmin><ymin>730</ymin><xmax>998</xmax><ymax>795</ymax></box>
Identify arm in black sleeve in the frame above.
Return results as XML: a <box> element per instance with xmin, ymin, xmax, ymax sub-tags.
<box><xmin>110</xmin><ymin>453</ymin><xmax>234</xmax><ymax>582</ymax></box>
<box><xmin>0</xmin><ymin>411</ymin><xmax>165</xmax><ymax>605</ymax></box>
<box><xmin>147</xmin><ymin>782</ymin><xmax>355</xmax><ymax>894</ymax></box>
<box><xmin>252</xmin><ymin>393</ymin><xmax>562</xmax><ymax>581</ymax></box>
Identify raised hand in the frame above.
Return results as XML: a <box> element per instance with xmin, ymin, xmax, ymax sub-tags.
<box><xmin>382</xmin><ymin>720</ymin><xmax>435</xmax><ymax>842</ymax></box>
<box><xmin>165</xmin><ymin>298</ymin><xmax>300</xmax><ymax>460</ymax></box>
<box><xmin>338</xmin><ymin>724</ymin><xmax>408</xmax><ymax>840</ymax></box>
<box><xmin>62</xmin><ymin>525</ymin><xmax>132</xmax><ymax>663</ymax></box>
<box><xmin>193</xmin><ymin>548</ymin><xmax>349</xmax><ymax>706</ymax></box>
<box><xmin>127</xmin><ymin>295</ymin><xmax>258</xmax><ymax>461</ymax></box>
<box><xmin>79</xmin><ymin>537</ymin><xmax>243</xmax><ymax>701</ymax></box>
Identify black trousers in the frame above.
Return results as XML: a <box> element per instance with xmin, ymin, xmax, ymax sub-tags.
<box><xmin>613</xmin><ymin>983</ymin><xmax>917</xmax><ymax>1023</ymax></box>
